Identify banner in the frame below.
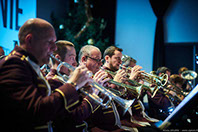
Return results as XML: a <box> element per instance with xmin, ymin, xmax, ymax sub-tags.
<box><xmin>0</xmin><ymin>0</ymin><xmax>36</xmax><ymax>55</ymax></box>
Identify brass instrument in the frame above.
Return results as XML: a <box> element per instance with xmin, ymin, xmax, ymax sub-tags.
<box><xmin>167</xmin><ymin>81</ymin><xmax>188</xmax><ymax>97</ymax></box>
<box><xmin>181</xmin><ymin>70</ymin><xmax>197</xmax><ymax>80</ymax></box>
<box><xmin>121</xmin><ymin>54</ymin><xmax>168</xmax><ymax>87</ymax></box>
<box><xmin>100</xmin><ymin>67</ymin><xmax>146</xmax><ymax>98</ymax></box>
<box><xmin>181</xmin><ymin>70</ymin><xmax>197</xmax><ymax>91</ymax></box>
<box><xmin>150</xmin><ymin>80</ymin><xmax>188</xmax><ymax>102</ymax></box>
<box><xmin>101</xmin><ymin>67</ymin><xmax>159</xmax><ymax>95</ymax></box>
<box><xmin>120</xmin><ymin>65</ymin><xmax>168</xmax><ymax>87</ymax></box>
<box><xmin>107</xmin><ymin>78</ymin><xmax>143</xmax><ymax>98</ymax></box>
<box><xmin>51</xmin><ymin>54</ymin><xmax>134</xmax><ymax>113</ymax></box>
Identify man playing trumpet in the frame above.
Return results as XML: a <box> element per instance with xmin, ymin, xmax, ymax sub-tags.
<box><xmin>46</xmin><ymin>40</ymin><xmax>106</xmax><ymax>131</ymax></box>
<box><xmin>0</xmin><ymin>18</ymin><xmax>94</xmax><ymax>132</ymax></box>
<box><xmin>78</xmin><ymin>45</ymin><xmax>130</xmax><ymax>131</ymax></box>
<box><xmin>102</xmin><ymin>46</ymin><xmax>159</xmax><ymax>131</ymax></box>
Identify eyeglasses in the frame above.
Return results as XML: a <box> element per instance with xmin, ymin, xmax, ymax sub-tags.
<box><xmin>86</xmin><ymin>56</ymin><xmax>103</xmax><ymax>63</ymax></box>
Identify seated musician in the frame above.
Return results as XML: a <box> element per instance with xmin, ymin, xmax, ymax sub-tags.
<box><xmin>145</xmin><ymin>66</ymin><xmax>174</xmax><ymax>120</ymax></box>
<box><xmin>78</xmin><ymin>45</ymin><xmax>123</xmax><ymax>131</ymax></box>
<box><xmin>102</xmin><ymin>46</ymin><xmax>159</xmax><ymax>131</ymax></box>
<box><xmin>0</xmin><ymin>18</ymin><xmax>93</xmax><ymax>131</ymax></box>
<box><xmin>46</xmin><ymin>40</ymin><xmax>103</xmax><ymax>131</ymax></box>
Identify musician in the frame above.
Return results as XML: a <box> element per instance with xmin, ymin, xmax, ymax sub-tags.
<box><xmin>102</xmin><ymin>46</ymin><xmax>160</xmax><ymax>131</ymax></box>
<box><xmin>156</xmin><ymin>66</ymin><xmax>171</xmax><ymax>80</ymax></box>
<box><xmin>0</xmin><ymin>18</ymin><xmax>93</xmax><ymax>131</ymax></box>
<box><xmin>146</xmin><ymin>66</ymin><xmax>173</xmax><ymax>120</ymax></box>
<box><xmin>78</xmin><ymin>45</ymin><xmax>123</xmax><ymax>131</ymax></box>
<box><xmin>46</xmin><ymin>40</ymin><xmax>101</xmax><ymax>131</ymax></box>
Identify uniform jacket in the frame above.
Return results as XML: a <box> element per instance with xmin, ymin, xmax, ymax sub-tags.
<box><xmin>102</xmin><ymin>66</ymin><xmax>159</xmax><ymax>128</ymax></box>
<box><xmin>46</xmin><ymin>69</ymin><xmax>99</xmax><ymax>132</ymax></box>
<box><xmin>146</xmin><ymin>89</ymin><xmax>173</xmax><ymax>120</ymax></box>
<box><xmin>0</xmin><ymin>46</ymin><xmax>80</xmax><ymax>131</ymax></box>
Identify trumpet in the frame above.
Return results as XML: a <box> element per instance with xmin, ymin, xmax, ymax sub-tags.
<box><xmin>51</xmin><ymin>55</ymin><xmax>134</xmax><ymax>113</ymax></box>
<box><xmin>121</xmin><ymin>54</ymin><xmax>168</xmax><ymax>86</ymax></box>
<box><xmin>107</xmin><ymin>78</ymin><xmax>143</xmax><ymax>98</ymax></box>
<box><xmin>100</xmin><ymin>67</ymin><xmax>156</xmax><ymax>95</ymax></box>
<box><xmin>120</xmin><ymin>65</ymin><xmax>168</xmax><ymax>87</ymax></box>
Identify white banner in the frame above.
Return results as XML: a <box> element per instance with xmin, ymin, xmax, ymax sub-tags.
<box><xmin>0</xmin><ymin>0</ymin><xmax>36</xmax><ymax>55</ymax></box>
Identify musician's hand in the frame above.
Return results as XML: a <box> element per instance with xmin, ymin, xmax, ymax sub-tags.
<box><xmin>93</xmin><ymin>69</ymin><xmax>110</xmax><ymax>86</ymax></box>
<box><xmin>68</xmin><ymin>64</ymin><xmax>93</xmax><ymax>90</ymax></box>
<box><xmin>114</xmin><ymin>69</ymin><xmax>127</xmax><ymax>83</ymax></box>
<box><xmin>129</xmin><ymin>65</ymin><xmax>144</xmax><ymax>80</ymax></box>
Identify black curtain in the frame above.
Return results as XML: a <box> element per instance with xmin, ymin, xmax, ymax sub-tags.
<box><xmin>149</xmin><ymin>0</ymin><xmax>172</xmax><ymax>71</ymax></box>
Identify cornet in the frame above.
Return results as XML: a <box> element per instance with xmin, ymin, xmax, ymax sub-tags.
<box><xmin>120</xmin><ymin>65</ymin><xmax>169</xmax><ymax>87</ymax></box>
<box><xmin>121</xmin><ymin>54</ymin><xmax>169</xmax><ymax>87</ymax></box>
<box><xmin>100</xmin><ymin>67</ymin><xmax>157</xmax><ymax>96</ymax></box>
<box><xmin>51</xmin><ymin>54</ymin><xmax>134</xmax><ymax>113</ymax></box>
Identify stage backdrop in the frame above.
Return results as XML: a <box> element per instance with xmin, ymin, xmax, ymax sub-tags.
<box><xmin>115</xmin><ymin>0</ymin><xmax>198</xmax><ymax>73</ymax></box>
<box><xmin>115</xmin><ymin>0</ymin><xmax>156</xmax><ymax>73</ymax></box>
<box><xmin>0</xmin><ymin>0</ymin><xmax>36</xmax><ymax>55</ymax></box>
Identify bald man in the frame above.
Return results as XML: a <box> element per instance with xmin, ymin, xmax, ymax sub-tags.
<box><xmin>0</xmin><ymin>18</ymin><xmax>92</xmax><ymax>131</ymax></box>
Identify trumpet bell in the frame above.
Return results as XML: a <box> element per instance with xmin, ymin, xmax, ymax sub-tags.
<box><xmin>181</xmin><ymin>70</ymin><xmax>197</xmax><ymax>80</ymax></box>
<box><xmin>117</xmin><ymin>98</ymin><xmax>135</xmax><ymax>115</ymax></box>
<box><xmin>160</xmin><ymin>73</ymin><xmax>169</xmax><ymax>86</ymax></box>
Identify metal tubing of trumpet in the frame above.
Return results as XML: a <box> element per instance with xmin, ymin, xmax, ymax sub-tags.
<box><xmin>100</xmin><ymin>67</ymin><xmax>140</xmax><ymax>86</ymax></box>
<box><xmin>100</xmin><ymin>67</ymin><xmax>154</xmax><ymax>94</ymax></box>
<box><xmin>119</xmin><ymin>65</ymin><xmax>169</xmax><ymax>87</ymax></box>
<box><xmin>104</xmin><ymin>87</ymin><xmax>123</xmax><ymax>96</ymax></box>
<box><xmin>107</xmin><ymin>79</ymin><xmax>142</xmax><ymax>98</ymax></box>
<box><xmin>166</xmin><ymin>81</ymin><xmax>187</xmax><ymax>97</ymax></box>
<box><xmin>91</xmin><ymin>81</ymin><xmax>134</xmax><ymax>111</ymax></box>
<box><xmin>51</xmin><ymin>54</ymin><xmax>134</xmax><ymax>110</ymax></box>
<box><xmin>56</xmin><ymin>65</ymin><xmax>109</xmax><ymax>107</ymax></box>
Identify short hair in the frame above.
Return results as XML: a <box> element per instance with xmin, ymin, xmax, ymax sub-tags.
<box><xmin>178</xmin><ymin>67</ymin><xmax>188</xmax><ymax>74</ymax></box>
<box><xmin>78</xmin><ymin>45</ymin><xmax>100</xmax><ymax>63</ymax></box>
<box><xmin>103</xmin><ymin>46</ymin><xmax>123</xmax><ymax>59</ymax></box>
<box><xmin>156</xmin><ymin>66</ymin><xmax>171</xmax><ymax>75</ymax></box>
<box><xmin>18</xmin><ymin>18</ymin><xmax>53</xmax><ymax>45</ymax></box>
<box><xmin>170</xmin><ymin>74</ymin><xmax>184</xmax><ymax>86</ymax></box>
<box><xmin>52</xmin><ymin>40</ymin><xmax>74</xmax><ymax>63</ymax></box>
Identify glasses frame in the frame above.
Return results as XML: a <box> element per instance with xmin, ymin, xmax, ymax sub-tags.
<box><xmin>86</xmin><ymin>56</ymin><xmax>103</xmax><ymax>63</ymax></box>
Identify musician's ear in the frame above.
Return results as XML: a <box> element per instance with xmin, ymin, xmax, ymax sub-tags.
<box><xmin>25</xmin><ymin>34</ymin><xmax>33</xmax><ymax>48</ymax></box>
<box><xmin>105</xmin><ymin>55</ymin><xmax>110</xmax><ymax>63</ymax></box>
<box><xmin>81</xmin><ymin>56</ymin><xmax>87</xmax><ymax>63</ymax></box>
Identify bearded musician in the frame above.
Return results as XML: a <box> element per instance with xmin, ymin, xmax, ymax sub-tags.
<box><xmin>101</xmin><ymin>46</ymin><xmax>160</xmax><ymax>131</ymax></box>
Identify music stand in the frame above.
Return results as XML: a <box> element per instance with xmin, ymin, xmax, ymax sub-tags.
<box><xmin>159</xmin><ymin>84</ymin><xmax>198</xmax><ymax>130</ymax></box>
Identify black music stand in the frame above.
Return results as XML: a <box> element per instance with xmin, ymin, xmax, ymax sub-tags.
<box><xmin>158</xmin><ymin>85</ymin><xmax>198</xmax><ymax>130</ymax></box>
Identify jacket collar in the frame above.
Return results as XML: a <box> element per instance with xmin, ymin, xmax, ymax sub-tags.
<box><xmin>13</xmin><ymin>46</ymin><xmax>39</xmax><ymax>64</ymax></box>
